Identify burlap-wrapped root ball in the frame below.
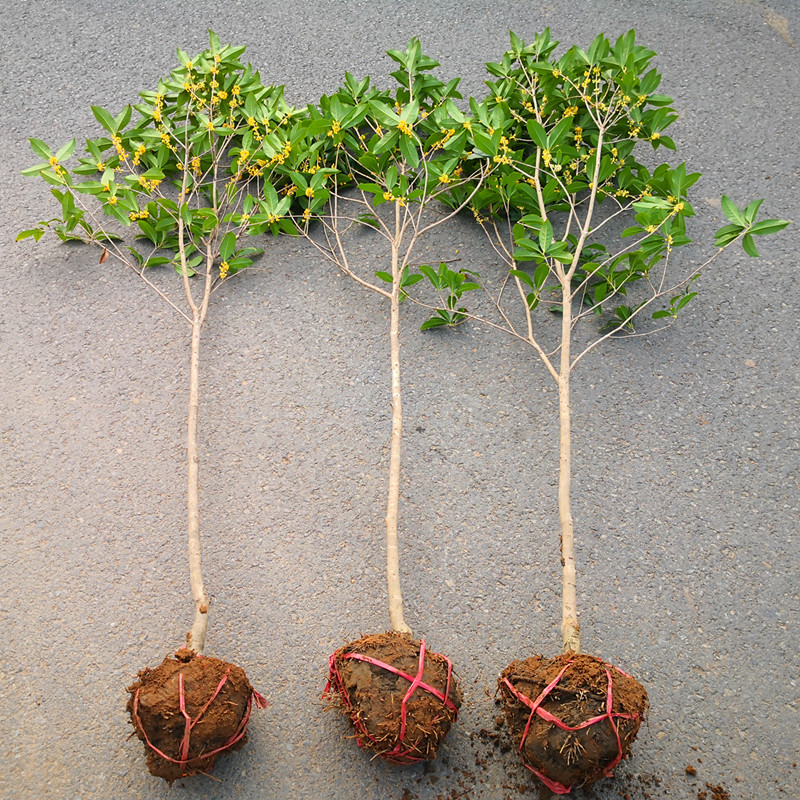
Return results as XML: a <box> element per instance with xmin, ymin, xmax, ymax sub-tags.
<box><xmin>127</xmin><ymin>648</ymin><xmax>266</xmax><ymax>783</ymax></box>
<box><xmin>498</xmin><ymin>653</ymin><xmax>648</xmax><ymax>794</ymax></box>
<box><xmin>325</xmin><ymin>631</ymin><xmax>461</xmax><ymax>764</ymax></box>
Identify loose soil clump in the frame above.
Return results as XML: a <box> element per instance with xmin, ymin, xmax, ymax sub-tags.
<box><xmin>498</xmin><ymin>652</ymin><xmax>648</xmax><ymax>793</ymax></box>
<box><xmin>127</xmin><ymin>648</ymin><xmax>264</xmax><ymax>783</ymax></box>
<box><xmin>326</xmin><ymin>631</ymin><xmax>462</xmax><ymax>764</ymax></box>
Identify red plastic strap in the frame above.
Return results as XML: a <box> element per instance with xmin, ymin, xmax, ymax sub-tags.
<box><xmin>131</xmin><ymin>664</ymin><xmax>266</xmax><ymax>770</ymax></box>
<box><xmin>501</xmin><ymin>661</ymin><xmax>641</xmax><ymax>794</ymax></box>
<box><xmin>324</xmin><ymin>639</ymin><xmax>457</xmax><ymax>764</ymax></box>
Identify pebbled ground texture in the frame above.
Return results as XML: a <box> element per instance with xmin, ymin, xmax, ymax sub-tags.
<box><xmin>1</xmin><ymin>2</ymin><xmax>798</xmax><ymax>799</ymax></box>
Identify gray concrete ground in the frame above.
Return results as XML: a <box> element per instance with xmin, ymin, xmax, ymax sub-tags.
<box><xmin>1</xmin><ymin>1</ymin><xmax>798</xmax><ymax>798</ymax></box>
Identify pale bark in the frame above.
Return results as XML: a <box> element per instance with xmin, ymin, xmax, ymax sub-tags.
<box><xmin>185</xmin><ymin>313</ymin><xmax>209</xmax><ymax>653</ymax></box>
<box><xmin>385</xmin><ymin>213</ymin><xmax>411</xmax><ymax>635</ymax></box>
<box><xmin>184</xmin><ymin>245</ymin><xmax>214</xmax><ymax>654</ymax></box>
<box><xmin>557</xmin><ymin>282</ymin><xmax>580</xmax><ymax>653</ymax></box>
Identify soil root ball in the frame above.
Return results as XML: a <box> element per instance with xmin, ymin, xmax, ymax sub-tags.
<box><xmin>127</xmin><ymin>648</ymin><xmax>266</xmax><ymax>783</ymax></box>
<box><xmin>325</xmin><ymin>631</ymin><xmax>461</xmax><ymax>764</ymax></box>
<box><xmin>498</xmin><ymin>652</ymin><xmax>648</xmax><ymax>794</ymax></box>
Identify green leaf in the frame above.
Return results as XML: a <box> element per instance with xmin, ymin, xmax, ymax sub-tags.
<box><xmin>418</xmin><ymin>264</ymin><xmax>438</xmax><ymax>285</ymax></box>
<box><xmin>20</xmin><ymin>163</ymin><xmax>49</xmax><ymax>177</ymax></box>
<box><xmin>91</xmin><ymin>105</ymin><xmax>117</xmax><ymax>134</ymax></box>
<box><xmin>720</xmin><ymin>195</ymin><xmax>746</xmax><ymax>227</ymax></box>
<box><xmin>398</xmin><ymin>133</ymin><xmax>419</xmax><ymax>168</ymax></box>
<box><xmin>741</xmin><ymin>233</ymin><xmax>759</xmax><ymax>258</ymax></box>
<box><xmin>220</xmin><ymin>231</ymin><xmax>237</xmax><ymax>261</ymax></box>
<box><xmin>402</xmin><ymin>272</ymin><xmax>423</xmax><ymax>288</ymax></box>
<box><xmin>421</xmin><ymin>317</ymin><xmax>448</xmax><ymax>330</ymax></box>
<box><xmin>16</xmin><ymin>228</ymin><xmax>46</xmax><ymax>242</ymax></box>
<box><xmin>548</xmin><ymin>117</ymin><xmax>573</xmax><ymax>148</ymax></box>
<box><xmin>510</xmin><ymin>269</ymin><xmax>534</xmax><ymax>289</ymax></box>
<box><xmin>357</xmin><ymin>213</ymin><xmax>380</xmax><ymax>229</ymax></box>
<box><xmin>115</xmin><ymin>105</ymin><xmax>132</xmax><ymax>132</ymax></box>
<box><xmin>742</xmin><ymin>198</ymin><xmax>764</xmax><ymax>225</ymax></box>
<box><xmin>526</xmin><ymin>119</ymin><xmax>548</xmax><ymax>150</ymax></box>
<box><xmin>55</xmin><ymin>139</ymin><xmax>76</xmax><ymax>162</ymax></box>
<box><xmin>749</xmin><ymin>218</ymin><xmax>790</xmax><ymax>236</ymax></box>
<box><xmin>375</xmin><ymin>270</ymin><xmax>393</xmax><ymax>283</ymax></box>
<box><xmin>29</xmin><ymin>138</ymin><xmax>53</xmax><ymax>160</ymax></box>
<box><xmin>676</xmin><ymin>291</ymin><xmax>698</xmax><ymax>311</ymax></box>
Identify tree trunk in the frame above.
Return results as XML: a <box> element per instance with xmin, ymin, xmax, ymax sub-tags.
<box><xmin>558</xmin><ymin>278</ymin><xmax>580</xmax><ymax>655</ymax></box>
<box><xmin>186</xmin><ymin>311</ymin><xmax>210</xmax><ymax>653</ymax></box>
<box><xmin>385</xmin><ymin>227</ymin><xmax>411</xmax><ymax>635</ymax></box>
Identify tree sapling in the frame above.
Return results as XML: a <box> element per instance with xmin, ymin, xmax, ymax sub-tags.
<box><xmin>297</xmin><ymin>40</ymin><xmax>491</xmax><ymax>763</ymax></box>
<box><xmin>15</xmin><ymin>32</ymin><xmax>318</xmax><ymax>782</ymax></box>
<box><xmin>421</xmin><ymin>29</ymin><xmax>788</xmax><ymax>793</ymax></box>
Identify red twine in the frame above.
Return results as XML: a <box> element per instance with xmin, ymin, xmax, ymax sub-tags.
<box><xmin>131</xmin><ymin>657</ymin><xmax>267</xmax><ymax>773</ymax></box>
<box><xmin>501</xmin><ymin>660</ymin><xmax>641</xmax><ymax>795</ymax></box>
<box><xmin>324</xmin><ymin>639</ymin><xmax>458</xmax><ymax>764</ymax></box>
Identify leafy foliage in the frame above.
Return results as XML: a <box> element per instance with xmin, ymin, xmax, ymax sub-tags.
<box><xmin>420</xmin><ymin>29</ymin><xmax>789</xmax><ymax>336</ymax></box>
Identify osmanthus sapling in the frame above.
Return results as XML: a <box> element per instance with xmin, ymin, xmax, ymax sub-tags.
<box><xmin>293</xmin><ymin>39</ymin><xmax>493</xmax><ymax>763</ymax></box>
<box><xmin>16</xmin><ymin>31</ymin><xmax>318</xmax><ymax>782</ymax></box>
<box><xmin>419</xmin><ymin>29</ymin><xmax>789</xmax><ymax>794</ymax></box>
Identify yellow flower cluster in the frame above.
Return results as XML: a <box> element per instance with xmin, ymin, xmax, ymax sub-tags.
<box><xmin>137</xmin><ymin>175</ymin><xmax>161</xmax><ymax>193</ymax></box>
<box><xmin>493</xmin><ymin>135</ymin><xmax>513</xmax><ymax>166</ymax></box>
<box><xmin>268</xmin><ymin>140</ymin><xmax>293</xmax><ymax>167</ymax></box>
<box><xmin>327</xmin><ymin>120</ymin><xmax>341</xmax><ymax>138</ymax></box>
<box><xmin>397</xmin><ymin>119</ymin><xmax>413</xmax><ymax>137</ymax></box>
<box><xmin>132</xmin><ymin>143</ymin><xmax>147</xmax><ymax>166</ymax></box>
<box><xmin>219</xmin><ymin>260</ymin><xmax>230</xmax><ymax>280</ymax></box>
<box><xmin>129</xmin><ymin>209</ymin><xmax>150</xmax><ymax>221</ymax></box>
<box><xmin>432</xmin><ymin>127</ymin><xmax>456</xmax><ymax>150</ymax></box>
<box><xmin>111</xmin><ymin>134</ymin><xmax>129</xmax><ymax>162</ymax></box>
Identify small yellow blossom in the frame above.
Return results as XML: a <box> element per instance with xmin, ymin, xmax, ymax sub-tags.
<box><xmin>397</xmin><ymin>119</ymin><xmax>413</xmax><ymax>136</ymax></box>
<box><xmin>305</xmin><ymin>187</ymin><xmax>314</xmax><ymax>198</ymax></box>
<box><xmin>439</xmin><ymin>174</ymin><xmax>450</xmax><ymax>184</ymax></box>
<box><xmin>108</xmin><ymin>196</ymin><xmax>118</xmax><ymax>205</ymax></box>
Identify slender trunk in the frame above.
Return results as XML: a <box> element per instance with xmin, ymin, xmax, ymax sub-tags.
<box><xmin>558</xmin><ymin>277</ymin><xmax>580</xmax><ymax>655</ymax></box>
<box><xmin>184</xmin><ymin>246</ymin><xmax>214</xmax><ymax>654</ymax></box>
<box><xmin>186</xmin><ymin>310</ymin><xmax>209</xmax><ymax>653</ymax></box>
<box><xmin>386</xmin><ymin>206</ymin><xmax>411</xmax><ymax>635</ymax></box>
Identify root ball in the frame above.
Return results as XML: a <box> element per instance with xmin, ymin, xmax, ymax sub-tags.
<box><xmin>498</xmin><ymin>652</ymin><xmax>648</xmax><ymax>793</ymax></box>
<box><xmin>325</xmin><ymin>631</ymin><xmax>461</xmax><ymax>764</ymax></box>
<box><xmin>127</xmin><ymin>648</ymin><xmax>265</xmax><ymax>783</ymax></box>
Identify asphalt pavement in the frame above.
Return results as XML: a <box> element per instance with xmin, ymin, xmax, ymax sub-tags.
<box><xmin>1</xmin><ymin>2</ymin><xmax>798</xmax><ymax>799</ymax></box>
